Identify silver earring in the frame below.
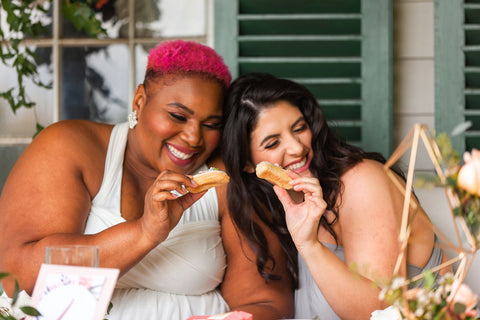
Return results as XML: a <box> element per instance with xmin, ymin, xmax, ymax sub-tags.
<box><xmin>128</xmin><ymin>110</ymin><xmax>138</xmax><ymax>129</ymax></box>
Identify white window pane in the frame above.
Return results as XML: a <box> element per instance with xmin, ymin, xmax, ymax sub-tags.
<box><xmin>61</xmin><ymin>45</ymin><xmax>129</xmax><ymax>124</ymax></box>
<box><xmin>0</xmin><ymin>48</ymin><xmax>53</xmax><ymax>138</ymax></box>
<box><xmin>136</xmin><ymin>0</ymin><xmax>206</xmax><ymax>37</ymax></box>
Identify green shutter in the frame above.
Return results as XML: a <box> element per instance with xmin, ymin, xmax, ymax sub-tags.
<box><xmin>435</xmin><ymin>0</ymin><xmax>480</xmax><ymax>153</ymax></box>
<box><xmin>214</xmin><ymin>0</ymin><xmax>393</xmax><ymax>157</ymax></box>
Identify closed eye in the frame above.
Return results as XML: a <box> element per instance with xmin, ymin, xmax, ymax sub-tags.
<box><xmin>265</xmin><ymin>140</ymin><xmax>279</xmax><ymax>149</ymax></box>
<box><xmin>293</xmin><ymin>123</ymin><xmax>308</xmax><ymax>133</ymax></box>
<box><xmin>169</xmin><ymin>112</ymin><xmax>187</xmax><ymax>122</ymax></box>
<box><xmin>203</xmin><ymin>122</ymin><xmax>223</xmax><ymax>130</ymax></box>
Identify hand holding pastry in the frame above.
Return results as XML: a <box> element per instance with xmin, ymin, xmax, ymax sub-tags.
<box><xmin>141</xmin><ymin>170</ymin><xmax>206</xmax><ymax>244</ymax></box>
<box><xmin>255</xmin><ymin>161</ymin><xmax>293</xmax><ymax>189</ymax></box>
<box><xmin>272</xmin><ymin>170</ymin><xmax>327</xmax><ymax>253</ymax></box>
<box><xmin>186</xmin><ymin>168</ymin><xmax>230</xmax><ymax>193</ymax></box>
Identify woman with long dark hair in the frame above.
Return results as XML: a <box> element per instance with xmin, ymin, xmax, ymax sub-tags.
<box><xmin>222</xmin><ymin>73</ymin><xmax>448</xmax><ymax>319</ymax></box>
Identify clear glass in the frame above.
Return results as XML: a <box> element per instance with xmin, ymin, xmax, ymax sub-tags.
<box><xmin>0</xmin><ymin>47</ymin><xmax>53</xmax><ymax>138</ymax></box>
<box><xmin>1</xmin><ymin>2</ymin><xmax>52</xmax><ymax>39</ymax></box>
<box><xmin>45</xmin><ymin>245</ymin><xmax>99</xmax><ymax>267</ymax></box>
<box><xmin>61</xmin><ymin>2</ymin><xmax>127</xmax><ymax>39</ymax></box>
<box><xmin>61</xmin><ymin>44</ymin><xmax>129</xmax><ymax>124</ymax></box>
<box><xmin>135</xmin><ymin>0</ymin><xmax>206</xmax><ymax>37</ymax></box>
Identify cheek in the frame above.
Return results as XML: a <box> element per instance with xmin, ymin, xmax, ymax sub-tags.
<box><xmin>250</xmin><ymin>148</ymin><xmax>282</xmax><ymax>167</ymax></box>
<box><xmin>204</xmin><ymin>131</ymin><xmax>221</xmax><ymax>151</ymax></box>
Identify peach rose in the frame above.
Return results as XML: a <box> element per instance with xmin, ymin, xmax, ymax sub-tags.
<box><xmin>457</xmin><ymin>149</ymin><xmax>480</xmax><ymax>196</ymax></box>
<box><xmin>447</xmin><ymin>280</ymin><xmax>478</xmax><ymax>312</ymax></box>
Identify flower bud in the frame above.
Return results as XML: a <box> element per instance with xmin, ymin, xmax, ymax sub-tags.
<box><xmin>457</xmin><ymin>149</ymin><xmax>480</xmax><ymax>196</ymax></box>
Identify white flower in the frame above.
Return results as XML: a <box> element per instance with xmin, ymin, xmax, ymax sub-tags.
<box><xmin>0</xmin><ymin>290</ymin><xmax>32</xmax><ymax>319</ymax></box>
<box><xmin>370</xmin><ymin>306</ymin><xmax>402</xmax><ymax>320</ymax></box>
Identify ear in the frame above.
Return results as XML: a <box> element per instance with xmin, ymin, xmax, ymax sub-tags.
<box><xmin>244</xmin><ymin>161</ymin><xmax>255</xmax><ymax>173</ymax></box>
<box><xmin>132</xmin><ymin>84</ymin><xmax>147</xmax><ymax>115</ymax></box>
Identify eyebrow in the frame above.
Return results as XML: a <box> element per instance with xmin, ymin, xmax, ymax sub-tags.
<box><xmin>258</xmin><ymin>116</ymin><xmax>304</xmax><ymax>147</ymax></box>
<box><xmin>167</xmin><ymin>102</ymin><xmax>194</xmax><ymax>115</ymax></box>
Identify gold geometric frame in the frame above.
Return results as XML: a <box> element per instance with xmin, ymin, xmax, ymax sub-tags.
<box><xmin>383</xmin><ymin>123</ymin><xmax>477</xmax><ymax>288</ymax></box>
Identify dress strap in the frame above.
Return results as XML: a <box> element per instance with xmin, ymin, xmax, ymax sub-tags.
<box><xmin>91</xmin><ymin>122</ymin><xmax>129</xmax><ymax>209</ymax></box>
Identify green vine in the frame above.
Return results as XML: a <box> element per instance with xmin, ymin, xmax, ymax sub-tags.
<box><xmin>0</xmin><ymin>0</ymin><xmax>107</xmax><ymax>134</ymax></box>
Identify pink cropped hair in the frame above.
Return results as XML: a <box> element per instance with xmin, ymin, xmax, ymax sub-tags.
<box><xmin>146</xmin><ymin>40</ymin><xmax>231</xmax><ymax>89</ymax></box>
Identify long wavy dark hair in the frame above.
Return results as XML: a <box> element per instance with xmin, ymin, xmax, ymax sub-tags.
<box><xmin>221</xmin><ymin>73</ymin><xmax>398</xmax><ymax>289</ymax></box>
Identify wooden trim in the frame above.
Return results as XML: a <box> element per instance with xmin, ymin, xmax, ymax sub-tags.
<box><xmin>434</xmin><ymin>0</ymin><xmax>465</xmax><ymax>152</ymax></box>
<box><xmin>361</xmin><ymin>0</ymin><xmax>394</xmax><ymax>157</ymax></box>
<box><xmin>214</xmin><ymin>0</ymin><xmax>239</xmax><ymax>78</ymax></box>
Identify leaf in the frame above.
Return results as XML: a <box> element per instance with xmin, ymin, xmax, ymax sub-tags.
<box><xmin>453</xmin><ymin>302</ymin><xmax>467</xmax><ymax>315</ymax></box>
<box><xmin>0</xmin><ymin>272</ymin><xmax>10</xmax><ymax>280</ymax></box>
<box><xmin>423</xmin><ymin>270</ymin><xmax>435</xmax><ymax>290</ymax></box>
<box><xmin>20</xmin><ymin>306</ymin><xmax>42</xmax><ymax>316</ymax></box>
<box><xmin>34</xmin><ymin>123</ymin><xmax>45</xmax><ymax>138</ymax></box>
<box><xmin>451</xmin><ymin>121</ymin><xmax>472</xmax><ymax>137</ymax></box>
<box><xmin>10</xmin><ymin>279</ymin><xmax>19</xmax><ymax>306</ymax></box>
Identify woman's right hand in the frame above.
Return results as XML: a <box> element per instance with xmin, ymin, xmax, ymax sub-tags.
<box><xmin>273</xmin><ymin>172</ymin><xmax>327</xmax><ymax>253</ymax></box>
<box><xmin>140</xmin><ymin>170</ymin><xmax>206</xmax><ymax>244</ymax></box>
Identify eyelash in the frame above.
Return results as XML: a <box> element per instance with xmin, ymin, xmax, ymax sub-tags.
<box><xmin>169</xmin><ymin>112</ymin><xmax>186</xmax><ymax>122</ymax></box>
<box><xmin>169</xmin><ymin>112</ymin><xmax>222</xmax><ymax>130</ymax></box>
<box><xmin>265</xmin><ymin>141</ymin><xmax>278</xmax><ymax>149</ymax></box>
<box><xmin>264</xmin><ymin>123</ymin><xmax>308</xmax><ymax>149</ymax></box>
<box><xmin>294</xmin><ymin>123</ymin><xmax>307</xmax><ymax>132</ymax></box>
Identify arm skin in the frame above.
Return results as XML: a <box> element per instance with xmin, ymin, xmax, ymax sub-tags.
<box><xmin>210</xmin><ymin>158</ymin><xmax>294</xmax><ymax>319</ymax></box>
<box><xmin>275</xmin><ymin>159</ymin><xmax>438</xmax><ymax>320</ymax></box>
<box><xmin>0</xmin><ymin>120</ymin><xmax>204</xmax><ymax>296</ymax></box>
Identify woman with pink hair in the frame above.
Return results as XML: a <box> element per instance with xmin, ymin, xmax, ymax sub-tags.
<box><xmin>0</xmin><ymin>41</ymin><xmax>293</xmax><ymax>319</ymax></box>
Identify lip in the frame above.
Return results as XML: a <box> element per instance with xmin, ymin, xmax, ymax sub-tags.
<box><xmin>285</xmin><ymin>155</ymin><xmax>311</xmax><ymax>174</ymax></box>
<box><xmin>165</xmin><ymin>143</ymin><xmax>199</xmax><ymax>167</ymax></box>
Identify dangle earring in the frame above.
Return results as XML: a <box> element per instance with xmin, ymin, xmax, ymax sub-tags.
<box><xmin>128</xmin><ymin>110</ymin><xmax>138</xmax><ymax>129</ymax></box>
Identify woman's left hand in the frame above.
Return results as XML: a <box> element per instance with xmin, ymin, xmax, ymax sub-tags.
<box><xmin>273</xmin><ymin>171</ymin><xmax>327</xmax><ymax>252</ymax></box>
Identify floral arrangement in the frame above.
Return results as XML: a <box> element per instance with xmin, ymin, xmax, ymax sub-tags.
<box><xmin>375</xmin><ymin>272</ymin><xmax>478</xmax><ymax>320</ymax></box>
<box><xmin>0</xmin><ymin>273</ymin><xmax>39</xmax><ymax>319</ymax></box>
<box><xmin>371</xmin><ymin>123</ymin><xmax>480</xmax><ymax>320</ymax></box>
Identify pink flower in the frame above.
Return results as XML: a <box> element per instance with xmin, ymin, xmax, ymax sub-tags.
<box><xmin>457</xmin><ymin>149</ymin><xmax>480</xmax><ymax>196</ymax></box>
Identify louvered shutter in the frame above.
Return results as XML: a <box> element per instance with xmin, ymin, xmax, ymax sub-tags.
<box><xmin>214</xmin><ymin>0</ymin><xmax>393</xmax><ymax>157</ymax></box>
<box><xmin>435</xmin><ymin>0</ymin><xmax>480</xmax><ymax>152</ymax></box>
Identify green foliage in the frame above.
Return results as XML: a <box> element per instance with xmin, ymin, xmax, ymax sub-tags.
<box><xmin>0</xmin><ymin>0</ymin><xmax>50</xmax><ymax>116</ymax></box>
<box><xmin>62</xmin><ymin>0</ymin><xmax>107</xmax><ymax>38</ymax></box>
<box><xmin>0</xmin><ymin>0</ymin><xmax>107</xmax><ymax>135</ymax></box>
<box><xmin>0</xmin><ymin>272</ymin><xmax>41</xmax><ymax>319</ymax></box>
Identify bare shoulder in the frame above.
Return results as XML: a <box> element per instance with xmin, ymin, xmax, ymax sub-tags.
<box><xmin>33</xmin><ymin>120</ymin><xmax>112</xmax><ymax>154</ymax></box>
<box><xmin>339</xmin><ymin>159</ymin><xmax>402</xmax><ymax>223</ymax></box>
<box><xmin>0</xmin><ymin>120</ymin><xmax>116</xmax><ymax>245</ymax></box>
<box><xmin>341</xmin><ymin>159</ymin><xmax>388</xmax><ymax>184</ymax></box>
<box><xmin>3</xmin><ymin>120</ymin><xmax>114</xmax><ymax>206</ymax></box>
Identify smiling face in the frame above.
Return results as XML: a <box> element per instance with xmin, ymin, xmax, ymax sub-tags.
<box><xmin>130</xmin><ymin>74</ymin><xmax>224</xmax><ymax>176</ymax></box>
<box><xmin>249</xmin><ymin>101</ymin><xmax>313</xmax><ymax>175</ymax></box>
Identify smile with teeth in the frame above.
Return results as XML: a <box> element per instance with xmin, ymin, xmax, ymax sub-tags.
<box><xmin>286</xmin><ymin>157</ymin><xmax>307</xmax><ymax>171</ymax></box>
<box><xmin>167</xmin><ymin>144</ymin><xmax>195</xmax><ymax>160</ymax></box>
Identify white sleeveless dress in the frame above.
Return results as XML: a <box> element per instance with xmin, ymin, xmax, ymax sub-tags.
<box><xmin>84</xmin><ymin>122</ymin><xmax>229</xmax><ymax>320</ymax></box>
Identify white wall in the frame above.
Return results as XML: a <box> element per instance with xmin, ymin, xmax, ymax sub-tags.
<box><xmin>394</xmin><ymin>0</ymin><xmax>480</xmax><ymax>294</ymax></box>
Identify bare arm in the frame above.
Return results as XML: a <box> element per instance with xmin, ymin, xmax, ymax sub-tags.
<box><xmin>211</xmin><ymin>159</ymin><xmax>294</xmax><ymax>319</ymax></box>
<box><xmin>0</xmin><ymin>121</ymin><xmax>203</xmax><ymax>295</ymax></box>
<box><xmin>275</xmin><ymin>160</ymin><xmax>407</xmax><ymax>320</ymax></box>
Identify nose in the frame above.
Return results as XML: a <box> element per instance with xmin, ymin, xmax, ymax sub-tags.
<box><xmin>285</xmin><ymin>134</ymin><xmax>305</xmax><ymax>156</ymax></box>
<box><xmin>180</xmin><ymin>122</ymin><xmax>203</xmax><ymax>148</ymax></box>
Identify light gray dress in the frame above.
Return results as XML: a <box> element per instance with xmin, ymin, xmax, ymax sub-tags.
<box><xmin>294</xmin><ymin>242</ymin><xmax>443</xmax><ymax>319</ymax></box>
